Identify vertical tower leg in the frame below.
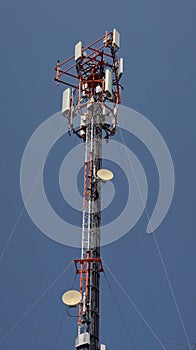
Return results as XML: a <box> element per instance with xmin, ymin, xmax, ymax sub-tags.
<box><xmin>56</xmin><ymin>29</ymin><xmax>122</xmax><ymax>350</ymax></box>
<box><xmin>76</xmin><ymin>104</ymin><xmax>103</xmax><ymax>350</ymax></box>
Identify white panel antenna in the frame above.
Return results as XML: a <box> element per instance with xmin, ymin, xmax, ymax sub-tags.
<box><xmin>118</xmin><ymin>57</ymin><xmax>124</xmax><ymax>79</ymax></box>
<box><xmin>75</xmin><ymin>41</ymin><xmax>82</xmax><ymax>62</ymax></box>
<box><xmin>100</xmin><ymin>345</ymin><xmax>106</xmax><ymax>350</ymax></box>
<box><xmin>112</xmin><ymin>28</ymin><xmax>120</xmax><ymax>48</ymax></box>
<box><xmin>62</xmin><ymin>88</ymin><xmax>71</xmax><ymax>117</ymax></box>
<box><xmin>104</xmin><ymin>69</ymin><xmax>112</xmax><ymax>97</ymax></box>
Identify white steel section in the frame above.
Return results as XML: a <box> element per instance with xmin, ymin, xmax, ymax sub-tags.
<box><xmin>81</xmin><ymin>104</ymin><xmax>102</xmax><ymax>258</ymax></box>
<box><xmin>81</xmin><ymin>137</ymin><xmax>89</xmax><ymax>258</ymax></box>
<box><xmin>80</xmin><ymin>114</ymin><xmax>86</xmax><ymax>137</ymax></box>
<box><xmin>87</xmin><ymin>115</ymin><xmax>94</xmax><ymax>253</ymax></box>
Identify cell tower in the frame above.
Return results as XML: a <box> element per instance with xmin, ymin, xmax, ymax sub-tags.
<box><xmin>55</xmin><ymin>29</ymin><xmax>123</xmax><ymax>350</ymax></box>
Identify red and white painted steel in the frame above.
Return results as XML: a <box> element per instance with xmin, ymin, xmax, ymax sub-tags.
<box><xmin>55</xmin><ymin>29</ymin><xmax>123</xmax><ymax>350</ymax></box>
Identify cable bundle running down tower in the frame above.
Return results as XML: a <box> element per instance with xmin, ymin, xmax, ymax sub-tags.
<box><xmin>55</xmin><ymin>29</ymin><xmax>123</xmax><ymax>350</ymax></box>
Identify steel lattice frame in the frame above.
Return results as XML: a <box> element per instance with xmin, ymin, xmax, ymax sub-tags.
<box><xmin>55</xmin><ymin>30</ymin><xmax>123</xmax><ymax>350</ymax></box>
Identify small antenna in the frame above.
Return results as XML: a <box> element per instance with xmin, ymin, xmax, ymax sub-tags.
<box><xmin>62</xmin><ymin>290</ymin><xmax>82</xmax><ymax>307</ymax></box>
<box><xmin>97</xmin><ymin>169</ymin><xmax>114</xmax><ymax>182</ymax></box>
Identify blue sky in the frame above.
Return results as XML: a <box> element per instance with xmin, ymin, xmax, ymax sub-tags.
<box><xmin>0</xmin><ymin>0</ymin><xmax>195</xmax><ymax>349</ymax></box>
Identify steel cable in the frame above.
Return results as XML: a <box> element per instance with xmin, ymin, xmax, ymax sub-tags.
<box><xmin>103</xmin><ymin>269</ymin><xmax>136</xmax><ymax>350</ymax></box>
<box><xmin>0</xmin><ymin>118</ymin><xmax>68</xmax><ymax>264</ymax></box>
<box><xmin>118</xmin><ymin>124</ymin><xmax>191</xmax><ymax>349</ymax></box>
<box><xmin>0</xmin><ymin>260</ymin><xmax>73</xmax><ymax>346</ymax></box>
<box><xmin>103</xmin><ymin>259</ymin><xmax>168</xmax><ymax>350</ymax></box>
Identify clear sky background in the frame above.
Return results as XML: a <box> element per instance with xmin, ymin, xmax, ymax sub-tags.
<box><xmin>0</xmin><ymin>1</ymin><xmax>195</xmax><ymax>350</ymax></box>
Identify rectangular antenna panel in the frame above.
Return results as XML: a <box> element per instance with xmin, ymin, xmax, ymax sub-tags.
<box><xmin>75</xmin><ymin>332</ymin><xmax>90</xmax><ymax>348</ymax></box>
<box><xmin>100</xmin><ymin>345</ymin><xmax>106</xmax><ymax>350</ymax></box>
<box><xmin>104</xmin><ymin>69</ymin><xmax>112</xmax><ymax>97</ymax></box>
<box><xmin>118</xmin><ymin>57</ymin><xmax>124</xmax><ymax>79</ymax></box>
<box><xmin>113</xmin><ymin>28</ymin><xmax>120</xmax><ymax>48</ymax></box>
<box><xmin>62</xmin><ymin>88</ymin><xmax>71</xmax><ymax>117</ymax></box>
<box><xmin>75</xmin><ymin>41</ymin><xmax>82</xmax><ymax>62</ymax></box>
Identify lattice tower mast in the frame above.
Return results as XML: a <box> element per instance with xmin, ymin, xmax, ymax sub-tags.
<box><xmin>55</xmin><ymin>29</ymin><xmax>123</xmax><ymax>350</ymax></box>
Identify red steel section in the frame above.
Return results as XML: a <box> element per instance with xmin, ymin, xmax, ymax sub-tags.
<box><xmin>74</xmin><ymin>254</ymin><xmax>104</xmax><ymax>324</ymax></box>
<box><xmin>54</xmin><ymin>31</ymin><xmax>122</xmax><ymax>105</ymax></box>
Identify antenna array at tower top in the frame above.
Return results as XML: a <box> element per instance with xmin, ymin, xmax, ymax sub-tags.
<box><xmin>55</xmin><ymin>28</ymin><xmax>123</xmax><ymax>108</ymax></box>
